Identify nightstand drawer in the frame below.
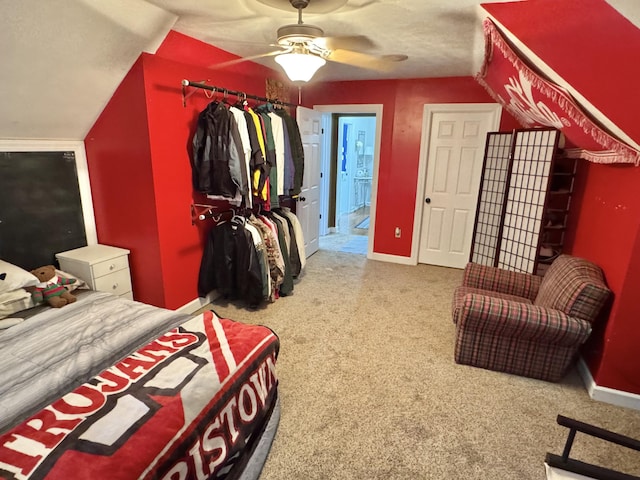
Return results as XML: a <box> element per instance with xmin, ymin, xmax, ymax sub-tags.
<box><xmin>92</xmin><ymin>255</ymin><xmax>129</xmax><ymax>278</ymax></box>
<box><xmin>94</xmin><ymin>269</ymin><xmax>132</xmax><ymax>296</ymax></box>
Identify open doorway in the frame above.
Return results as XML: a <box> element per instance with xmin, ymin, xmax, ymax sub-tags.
<box><xmin>320</xmin><ymin>113</ymin><xmax>376</xmax><ymax>255</ymax></box>
<box><xmin>312</xmin><ymin>104</ymin><xmax>383</xmax><ymax>259</ymax></box>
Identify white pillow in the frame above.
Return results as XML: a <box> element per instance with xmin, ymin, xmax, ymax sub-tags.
<box><xmin>0</xmin><ymin>288</ymin><xmax>34</xmax><ymax>320</ymax></box>
<box><xmin>0</xmin><ymin>260</ymin><xmax>38</xmax><ymax>293</ymax></box>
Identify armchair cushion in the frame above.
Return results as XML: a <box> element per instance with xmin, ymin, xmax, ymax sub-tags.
<box><xmin>534</xmin><ymin>255</ymin><xmax>610</xmax><ymax>324</ymax></box>
<box><xmin>462</xmin><ymin>263</ymin><xmax>542</xmax><ymax>301</ymax></box>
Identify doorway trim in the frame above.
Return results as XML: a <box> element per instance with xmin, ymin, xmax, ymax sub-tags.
<box><xmin>313</xmin><ymin>104</ymin><xmax>383</xmax><ymax>259</ymax></box>
<box><xmin>411</xmin><ymin>103</ymin><xmax>502</xmax><ymax>265</ymax></box>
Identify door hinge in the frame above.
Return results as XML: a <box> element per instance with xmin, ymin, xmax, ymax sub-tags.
<box><xmin>320</xmin><ymin>172</ymin><xmax>323</xmax><ymax>178</ymax></box>
<box><xmin>321</xmin><ymin>128</ymin><xmax>324</xmax><ymax>134</ymax></box>
<box><xmin>319</xmin><ymin>214</ymin><xmax>322</xmax><ymax>219</ymax></box>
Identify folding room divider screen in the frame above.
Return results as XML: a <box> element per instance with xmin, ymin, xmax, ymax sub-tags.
<box><xmin>470</xmin><ymin>131</ymin><xmax>513</xmax><ymax>267</ymax></box>
<box><xmin>470</xmin><ymin>128</ymin><xmax>572</xmax><ymax>275</ymax></box>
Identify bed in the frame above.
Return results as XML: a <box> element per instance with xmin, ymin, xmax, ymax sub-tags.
<box><xmin>0</xmin><ymin>265</ymin><xmax>280</xmax><ymax>480</ymax></box>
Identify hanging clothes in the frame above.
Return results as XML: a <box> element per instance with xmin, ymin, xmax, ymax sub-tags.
<box><xmin>197</xmin><ymin>217</ymin><xmax>264</xmax><ymax>307</ymax></box>
<box><xmin>249</xmin><ymin>215</ymin><xmax>284</xmax><ymax>301</ymax></box>
<box><xmin>271</xmin><ymin>209</ymin><xmax>301</xmax><ymax>279</ymax></box>
<box><xmin>190</xmin><ymin>94</ymin><xmax>307</xmax><ymax>307</ymax></box>
<box><xmin>255</xmin><ymin>107</ymin><xmax>277</xmax><ymax>209</ymax></box>
<box><xmin>268</xmin><ymin>112</ymin><xmax>286</xmax><ymax>197</ymax></box>
<box><xmin>277</xmin><ymin>207</ymin><xmax>306</xmax><ymax>273</ymax></box>
<box><xmin>245</xmin><ymin>220</ymin><xmax>270</xmax><ymax>301</ymax></box>
<box><xmin>242</xmin><ymin>108</ymin><xmax>266</xmax><ymax>198</ymax></box>
<box><xmin>275</xmin><ymin>109</ymin><xmax>305</xmax><ymax>197</ymax></box>
<box><xmin>229</xmin><ymin>105</ymin><xmax>253</xmax><ymax>207</ymax></box>
<box><xmin>190</xmin><ymin>99</ymin><xmax>305</xmax><ymax>210</ymax></box>
<box><xmin>191</xmin><ymin>102</ymin><xmax>237</xmax><ymax>197</ymax></box>
<box><xmin>245</xmin><ymin>108</ymin><xmax>270</xmax><ymax>202</ymax></box>
<box><xmin>263</xmin><ymin>212</ymin><xmax>294</xmax><ymax>296</ymax></box>
<box><xmin>278</xmin><ymin>113</ymin><xmax>295</xmax><ymax>195</ymax></box>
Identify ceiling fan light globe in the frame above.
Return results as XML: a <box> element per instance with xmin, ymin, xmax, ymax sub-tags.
<box><xmin>275</xmin><ymin>52</ymin><xmax>326</xmax><ymax>82</ymax></box>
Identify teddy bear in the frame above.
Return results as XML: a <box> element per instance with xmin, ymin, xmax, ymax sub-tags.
<box><xmin>30</xmin><ymin>265</ymin><xmax>77</xmax><ymax>308</ymax></box>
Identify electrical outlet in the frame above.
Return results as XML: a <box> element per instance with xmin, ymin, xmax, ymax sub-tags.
<box><xmin>395</xmin><ymin>227</ymin><xmax>401</xmax><ymax>238</ymax></box>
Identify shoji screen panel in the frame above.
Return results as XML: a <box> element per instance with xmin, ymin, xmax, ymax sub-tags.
<box><xmin>498</xmin><ymin>128</ymin><xmax>559</xmax><ymax>273</ymax></box>
<box><xmin>470</xmin><ymin>132</ymin><xmax>513</xmax><ymax>266</ymax></box>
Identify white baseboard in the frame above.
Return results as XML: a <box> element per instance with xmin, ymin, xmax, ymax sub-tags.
<box><xmin>577</xmin><ymin>357</ymin><xmax>640</xmax><ymax>411</ymax></box>
<box><xmin>176</xmin><ymin>291</ymin><xmax>219</xmax><ymax>314</ymax></box>
<box><xmin>368</xmin><ymin>251</ymin><xmax>416</xmax><ymax>265</ymax></box>
<box><xmin>175</xmin><ymin>297</ymin><xmax>207</xmax><ymax>314</ymax></box>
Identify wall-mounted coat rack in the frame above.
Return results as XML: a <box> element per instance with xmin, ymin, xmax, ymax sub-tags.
<box><xmin>181</xmin><ymin>79</ymin><xmax>298</xmax><ymax>108</ymax></box>
<box><xmin>190</xmin><ymin>203</ymin><xmax>231</xmax><ymax>225</ymax></box>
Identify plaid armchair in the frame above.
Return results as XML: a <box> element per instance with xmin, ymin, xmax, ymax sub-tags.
<box><xmin>451</xmin><ymin>255</ymin><xmax>611</xmax><ymax>382</ymax></box>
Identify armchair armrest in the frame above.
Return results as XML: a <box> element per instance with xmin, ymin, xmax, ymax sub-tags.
<box><xmin>463</xmin><ymin>263</ymin><xmax>542</xmax><ymax>301</ymax></box>
<box><xmin>457</xmin><ymin>294</ymin><xmax>591</xmax><ymax>347</ymax></box>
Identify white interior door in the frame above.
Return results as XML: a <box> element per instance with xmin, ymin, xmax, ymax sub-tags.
<box><xmin>417</xmin><ymin>104</ymin><xmax>501</xmax><ymax>268</ymax></box>
<box><xmin>296</xmin><ymin>106</ymin><xmax>322</xmax><ymax>257</ymax></box>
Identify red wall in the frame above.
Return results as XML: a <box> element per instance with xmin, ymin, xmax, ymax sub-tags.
<box><xmin>566</xmin><ymin>163</ymin><xmax>640</xmax><ymax>394</ymax></box>
<box><xmin>303</xmin><ymin>78</ymin><xmax>519</xmax><ymax>256</ymax></box>
<box><xmin>85</xmin><ymin>58</ymin><xmax>165</xmax><ymax>306</ymax></box>
<box><xmin>484</xmin><ymin>0</ymin><xmax>640</xmax><ymax>395</ymax></box>
<box><xmin>85</xmin><ymin>32</ymin><xmax>291</xmax><ymax>309</ymax></box>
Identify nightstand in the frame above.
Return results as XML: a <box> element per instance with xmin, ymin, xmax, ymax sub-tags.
<box><xmin>56</xmin><ymin>244</ymin><xmax>133</xmax><ymax>300</ymax></box>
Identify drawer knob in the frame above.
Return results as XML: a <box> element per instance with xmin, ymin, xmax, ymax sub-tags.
<box><xmin>109</xmin><ymin>264</ymin><xmax>116</xmax><ymax>270</ymax></box>
<box><xmin>112</xmin><ymin>283</ymin><xmax>118</xmax><ymax>290</ymax></box>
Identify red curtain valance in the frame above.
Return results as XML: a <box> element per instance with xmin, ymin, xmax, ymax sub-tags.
<box><xmin>476</xmin><ymin>19</ymin><xmax>640</xmax><ymax>166</ymax></box>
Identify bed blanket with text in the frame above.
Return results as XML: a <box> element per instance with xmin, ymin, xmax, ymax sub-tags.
<box><xmin>0</xmin><ymin>310</ymin><xmax>279</xmax><ymax>480</ymax></box>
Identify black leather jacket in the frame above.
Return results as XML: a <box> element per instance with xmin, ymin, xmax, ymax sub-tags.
<box><xmin>191</xmin><ymin>102</ymin><xmax>238</xmax><ymax>197</ymax></box>
<box><xmin>198</xmin><ymin>221</ymin><xmax>264</xmax><ymax>307</ymax></box>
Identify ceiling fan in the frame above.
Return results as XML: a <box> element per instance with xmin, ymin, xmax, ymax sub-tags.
<box><xmin>212</xmin><ymin>0</ymin><xmax>407</xmax><ymax>81</ymax></box>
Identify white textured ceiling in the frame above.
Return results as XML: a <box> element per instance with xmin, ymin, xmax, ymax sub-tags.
<box><xmin>1</xmin><ymin>0</ymin><xmax>639</xmax><ymax>140</ymax></box>
<box><xmin>149</xmin><ymin>0</ymin><xmax>499</xmax><ymax>81</ymax></box>
<box><xmin>0</xmin><ymin>0</ymin><xmax>177</xmax><ymax>140</ymax></box>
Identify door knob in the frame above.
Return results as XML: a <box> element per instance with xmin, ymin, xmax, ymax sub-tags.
<box><xmin>425</xmin><ymin>197</ymin><xmax>431</xmax><ymax>204</ymax></box>
<box><xmin>299</xmin><ymin>196</ymin><xmax>306</xmax><ymax>202</ymax></box>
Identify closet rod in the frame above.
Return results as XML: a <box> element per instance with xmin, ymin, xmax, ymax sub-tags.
<box><xmin>181</xmin><ymin>79</ymin><xmax>298</xmax><ymax>107</ymax></box>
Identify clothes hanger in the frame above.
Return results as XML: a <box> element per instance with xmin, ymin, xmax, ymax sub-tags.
<box><xmin>222</xmin><ymin>89</ymin><xmax>232</xmax><ymax>106</ymax></box>
<box><xmin>230</xmin><ymin>207</ymin><xmax>246</xmax><ymax>224</ymax></box>
<box><xmin>234</xmin><ymin>92</ymin><xmax>248</xmax><ymax>110</ymax></box>
<box><xmin>203</xmin><ymin>86</ymin><xmax>217</xmax><ymax>101</ymax></box>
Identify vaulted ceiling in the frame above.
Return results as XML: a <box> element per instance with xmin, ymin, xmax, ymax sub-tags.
<box><xmin>1</xmin><ymin>0</ymin><xmax>639</xmax><ymax>140</ymax></box>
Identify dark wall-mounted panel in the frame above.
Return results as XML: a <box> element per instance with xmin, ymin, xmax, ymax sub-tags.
<box><xmin>0</xmin><ymin>151</ymin><xmax>87</xmax><ymax>271</ymax></box>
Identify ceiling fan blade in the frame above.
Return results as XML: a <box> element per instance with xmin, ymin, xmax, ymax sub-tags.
<box><xmin>326</xmin><ymin>49</ymin><xmax>396</xmax><ymax>72</ymax></box>
<box><xmin>208</xmin><ymin>49</ymin><xmax>287</xmax><ymax>70</ymax></box>
<box><xmin>337</xmin><ymin>0</ymin><xmax>380</xmax><ymax>13</ymax></box>
<box><xmin>313</xmin><ymin>35</ymin><xmax>376</xmax><ymax>52</ymax></box>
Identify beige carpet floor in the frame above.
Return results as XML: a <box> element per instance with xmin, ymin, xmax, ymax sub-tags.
<box><xmin>201</xmin><ymin>250</ymin><xmax>640</xmax><ymax>480</ymax></box>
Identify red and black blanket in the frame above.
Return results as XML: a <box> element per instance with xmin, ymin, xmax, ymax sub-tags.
<box><xmin>0</xmin><ymin>310</ymin><xmax>279</xmax><ymax>480</ymax></box>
